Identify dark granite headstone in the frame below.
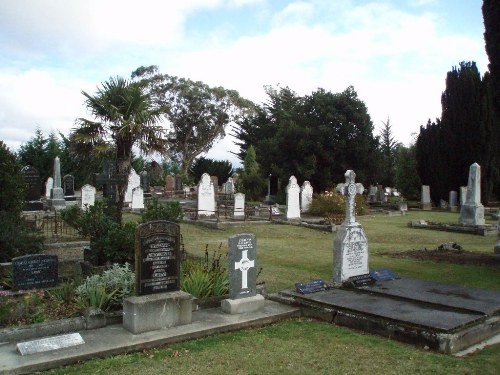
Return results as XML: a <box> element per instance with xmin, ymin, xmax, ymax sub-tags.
<box><xmin>228</xmin><ymin>233</ymin><xmax>257</xmax><ymax>299</ymax></box>
<box><xmin>295</xmin><ymin>279</ymin><xmax>326</xmax><ymax>294</ymax></box>
<box><xmin>135</xmin><ymin>220</ymin><xmax>181</xmax><ymax>296</ymax></box>
<box><xmin>12</xmin><ymin>254</ymin><xmax>58</xmax><ymax>290</ymax></box>
<box><xmin>63</xmin><ymin>174</ymin><xmax>75</xmax><ymax>196</ymax></box>
<box><xmin>21</xmin><ymin>166</ymin><xmax>41</xmax><ymax>201</ymax></box>
<box><xmin>369</xmin><ymin>268</ymin><xmax>399</xmax><ymax>282</ymax></box>
<box><xmin>93</xmin><ymin>160</ymin><xmax>127</xmax><ymax>202</ymax></box>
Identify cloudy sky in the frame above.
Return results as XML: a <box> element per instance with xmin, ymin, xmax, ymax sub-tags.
<box><xmin>0</xmin><ymin>0</ymin><xmax>489</xmax><ymax>167</ymax></box>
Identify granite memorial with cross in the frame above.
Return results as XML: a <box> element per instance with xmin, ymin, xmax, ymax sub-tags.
<box><xmin>122</xmin><ymin>220</ymin><xmax>193</xmax><ymax>334</ymax></box>
<box><xmin>222</xmin><ymin>233</ymin><xmax>265</xmax><ymax>314</ymax></box>
<box><xmin>93</xmin><ymin>160</ymin><xmax>127</xmax><ymax>203</ymax></box>
<box><xmin>333</xmin><ymin>170</ymin><xmax>369</xmax><ymax>285</ymax></box>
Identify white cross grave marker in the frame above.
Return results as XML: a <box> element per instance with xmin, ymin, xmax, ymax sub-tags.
<box><xmin>342</xmin><ymin>170</ymin><xmax>364</xmax><ymax>225</ymax></box>
<box><xmin>234</xmin><ymin>250</ymin><xmax>255</xmax><ymax>289</ymax></box>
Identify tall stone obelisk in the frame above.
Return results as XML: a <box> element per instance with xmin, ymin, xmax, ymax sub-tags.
<box><xmin>48</xmin><ymin>156</ymin><xmax>66</xmax><ymax>210</ymax></box>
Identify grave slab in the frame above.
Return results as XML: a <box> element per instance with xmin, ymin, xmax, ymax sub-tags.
<box><xmin>17</xmin><ymin>333</ymin><xmax>84</xmax><ymax>356</ymax></box>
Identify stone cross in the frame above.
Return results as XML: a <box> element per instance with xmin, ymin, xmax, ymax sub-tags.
<box><xmin>341</xmin><ymin>170</ymin><xmax>364</xmax><ymax>225</ymax></box>
<box><xmin>93</xmin><ymin>160</ymin><xmax>127</xmax><ymax>201</ymax></box>
<box><xmin>235</xmin><ymin>250</ymin><xmax>255</xmax><ymax>289</ymax></box>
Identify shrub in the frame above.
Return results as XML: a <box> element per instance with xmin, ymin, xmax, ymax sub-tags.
<box><xmin>141</xmin><ymin>198</ymin><xmax>183</xmax><ymax>223</ymax></box>
<box><xmin>75</xmin><ymin>263</ymin><xmax>135</xmax><ymax>311</ymax></box>
<box><xmin>308</xmin><ymin>190</ymin><xmax>368</xmax><ymax>219</ymax></box>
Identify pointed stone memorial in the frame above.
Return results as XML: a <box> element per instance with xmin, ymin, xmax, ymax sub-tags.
<box><xmin>333</xmin><ymin>170</ymin><xmax>369</xmax><ymax>284</ymax></box>
<box><xmin>459</xmin><ymin>163</ymin><xmax>485</xmax><ymax>225</ymax></box>
<box><xmin>286</xmin><ymin>176</ymin><xmax>300</xmax><ymax>219</ymax></box>
<box><xmin>48</xmin><ymin>157</ymin><xmax>66</xmax><ymax>210</ymax></box>
<box><xmin>222</xmin><ymin>233</ymin><xmax>264</xmax><ymax>314</ymax></box>
<box><xmin>300</xmin><ymin>181</ymin><xmax>313</xmax><ymax>212</ymax></box>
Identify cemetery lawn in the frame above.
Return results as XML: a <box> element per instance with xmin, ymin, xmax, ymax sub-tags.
<box><xmin>45</xmin><ymin>210</ymin><xmax>500</xmax><ymax>374</ymax></box>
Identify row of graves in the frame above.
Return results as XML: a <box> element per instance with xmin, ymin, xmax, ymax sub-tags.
<box><xmin>410</xmin><ymin>162</ymin><xmax>499</xmax><ymax>237</ymax></box>
<box><xmin>4</xmin><ymin>168</ymin><xmax>499</xmax><ymax>370</ymax></box>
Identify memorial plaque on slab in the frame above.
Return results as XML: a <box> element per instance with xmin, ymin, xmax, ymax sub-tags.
<box><xmin>135</xmin><ymin>221</ymin><xmax>180</xmax><ymax>296</ymax></box>
<box><xmin>17</xmin><ymin>333</ymin><xmax>84</xmax><ymax>356</ymax></box>
<box><xmin>348</xmin><ymin>274</ymin><xmax>375</xmax><ymax>287</ymax></box>
<box><xmin>12</xmin><ymin>254</ymin><xmax>58</xmax><ymax>290</ymax></box>
<box><xmin>295</xmin><ymin>279</ymin><xmax>326</xmax><ymax>294</ymax></box>
<box><xmin>228</xmin><ymin>233</ymin><xmax>257</xmax><ymax>299</ymax></box>
<box><xmin>369</xmin><ymin>268</ymin><xmax>399</xmax><ymax>282</ymax></box>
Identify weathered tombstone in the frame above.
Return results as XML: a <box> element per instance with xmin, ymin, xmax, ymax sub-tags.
<box><xmin>449</xmin><ymin>190</ymin><xmax>458</xmax><ymax>212</ymax></box>
<box><xmin>222</xmin><ymin>233</ymin><xmax>264</xmax><ymax>314</ymax></box>
<box><xmin>48</xmin><ymin>157</ymin><xmax>66</xmax><ymax>210</ymax></box>
<box><xmin>197</xmin><ymin>173</ymin><xmax>215</xmax><ymax>217</ymax></box>
<box><xmin>12</xmin><ymin>254</ymin><xmax>58</xmax><ymax>290</ymax></box>
<box><xmin>333</xmin><ymin>170</ymin><xmax>369</xmax><ymax>285</ymax></box>
<box><xmin>460</xmin><ymin>186</ymin><xmax>467</xmax><ymax>206</ymax></box>
<box><xmin>459</xmin><ymin>162</ymin><xmax>485</xmax><ymax>225</ymax></box>
<box><xmin>21</xmin><ymin>165</ymin><xmax>41</xmax><ymax>202</ymax></box>
<box><xmin>368</xmin><ymin>185</ymin><xmax>378</xmax><ymax>202</ymax></box>
<box><xmin>300</xmin><ymin>181</ymin><xmax>313</xmax><ymax>212</ymax></box>
<box><xmin>286</xmin><ymin>176</ymin><xmax>300</xmax><ymax>219</ymax></box>
<box><xmin>234</xmin><ymin>192</ymin><xmax>245</xmax><ymax>218</ymax></box>
<box><xmin>175</xmin><ymin>174</ymin><xmax>183</xmax><ymax>192</ymax></box>
<box><xmin>93</xmin><ymin>160</ymin><xmax>127</xmax><ymax>202</ymax></box>
<box><xmin>63</xmin><ymin>174</ymin><xmax>75</xmax><ymax>196</ymax></box>
<box><xmin>421</xmin><ymin>185</ymin><xmax>432</xmax><ymax>210</ymax></box>
<box><xmin>81</xmin><ymin>184</ymin><xmax>96</xmax><ymax>210</ymax></box>
<box><xmin>17</xmin><ymin>333</ymin><xmax>84</xmax><ymax>356</ymax></box>
<box><xmin>124</xmin><ymin>169</ymin><xmax>141</xmax><ymax>203</ymax></box>
<box><xmin>44</xmin><ymin>177</ymin><xmax>53</xmax><ymax>199</ymax></box>
<box><xmin>377</xmin><ymin>184</ymin><xmax>385</xmax><ymax>202</ymax></box>
<box><xmin>140</xmin><ymin>170</ymin><xmax>150</xmax><ymax>193</ymax></box>
<box><xmin>224</xmin><ymin>177</ymin><xmax>234</xmax><ymax>196</ymax></box>
<box><xmin>165</xmin><ymin>175</ymin><xmax>174</xmax><ymax>194</ymax></box>
<box><xmin>131</xmin><ymin>186</ymin><xmax>144</xmax><ymax>209</ymax></box>
<box><xmin>123</xmin><ymin>221</ymin><xmax>192</xmax><ymax>334</ymax></box>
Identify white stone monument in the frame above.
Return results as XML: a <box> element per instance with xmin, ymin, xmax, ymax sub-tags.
<box><xmin>81</xmin><ymin>184</ymin><xmax>96</xmax><ymax>210</ymax></box>
<box><xmin>300</xmin><ymin>181</ymin><xmax>313</xmax><ymax>212</ymax></box>
<box><xmin>286</xmin><ymin>176</ymin><xmax>300</xmax><ymax>219</ymax></box>
<box><xmin>48</xmin><ymin>157</ymin><xmax>66</xmax><ymax>210</ymax></box>
<box><xmin>124</xmin><ymin>169</ymin><xmax>141</xmax><ymax>203</ymax></box>
<box><xmin>197</xmin><ymin>173</ymin><xmax>215</xmax><ymax>217</ymax></box>
<box><xmin>224</xmin><ymin>177</ymin><xmax>235</xmax><ymax>196</ymax></box>
<box><xmin>131</xmin><ymin>186</ymin><xmax>144</xmax><ymax>209</ymax></box>
<box><xmin>459</xmin><ymin>163</ymin><xmax>485</xmax><ymax>225</ymax></box>
<box><xmin>333</xmin><ymin>170</ymin><xmax>368</xmax><ymax>284</ymax></box>
<box><xmin>421</xmin><ymin>185</ymin><xmax>432</xmax><ymax>210</ymax></box>
<box><xmin>45</xmin><ymin>177</ymin><xmax>53</xmax><ymax>199</ymax></box>
<box><xmin>234</xmin><ymin>192</ymin><xmax>245</xmax><ymax>218</ymax></box>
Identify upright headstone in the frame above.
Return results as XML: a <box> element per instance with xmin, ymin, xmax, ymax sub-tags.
<box><xmin>286</xmin><ymin>176</ymin><xmax>301</xmax><ymax>219</ymax></box>
<box><xmin>222</xmin><ymin>233</ymin><xmax>264</xmax><ymax>314</ymax></box>
<box><xmin>21</xmin><ymin>165</ymin><xmax>41</xmax><ymax>202</ymax></box>
<box><xmin>377</xmin><ymin>184</ymin><xmax>385</xmax><ymax>202</ymax></box>
<box><xmin>12</xmin><ymin>254</ymin><xmax>58</xmax><ymax>290</ymax></box>
<box><xmin>421</xmin><ymin>185</ymin><xmax>432</xmax><ymax>210</ymax></box>
<box><xmin>63</xmin><ymin>175</ymin><xmax>75</xmax><ymax>196</ymax></box>
<box><xmin>234</xmin><ymin>192</ymin><xmax>245</xmax><ymax>218</ymax></box>
<box><xmin>93</xmin><ymin>160</ymin><xmax>127</xmax><ymax>203</ymax></box>
<box><xmin>368</xmin><ymin>185</ymin><xmax>378</xmax><ymax>202</ymax></box>
<box><xmin>123</xmin><ymin>220</ymin><xmax>192</xmax><ymax>334</ymax></box>
<box><xmin>224</xmin><ymin>177</ymin><xmax>235</xmax><ymax>196</ymax></box>
<box><xmin>459</xmin><ymin>162</ymin><xmax>485</xmax><ymax>225</ymax></box>
<box><xmin>175</xmin><ymin>174</ymin><xmax>183</xmax><ymax>192</ymax></box>
<box><xmin>81</xmin><ymin>184</ymin><xmax>96</xmax><ymax>210</ymax></box>
<box><xmin>125</xmin><ymin>169</ymin><xmax>141</xmax><ymax>203</ymax></box>
<box><xmin>460</xmin><ymin>186</ymin><xmax>467</xmax><ymax>206</ymax></box>
<box><xmin>140</xmin><ymin>170</ymin><xmax>150</xmax><ymax>193</ymax></box>
<box><xmin>210</xmin><ymin>176</ymin><xmax>219</xmax><ymax>193</ymax></box>
<box><xmin>45</xmin><ymin>177</ymin><xmax>53</xmax><ymax>199</ymax></box>
<box><xmin>131</xmin><ymin>187</ymin><xmax>144</xmax><ymax>209</ymax></box>
<box><xmin>197</xmin><ymin>173</ymin><xmax>215</xmax><ymax>216</ymax></box>
<box><xmin>48</xmin><ymin>157</ymin><xmax>66</xmax><ymax>210</ymax></box>
<box><xmin>300</xmin><ymin>181</ymin><xmax>313</xmax><ymax>212</ymax></box>
<box><xmin>165</xmin><ymin>175</ymin><xmax>174</xmax><ymax>194</ymax></box>
<box><xmin>333</xmin><ymin>170</ymin><xmax>368</xmax><ymax>284</ymax></box>
<box><xmin>449</xmin><ymin>190</ymin><xmax>458</xmax><ymax>212</ymax></box>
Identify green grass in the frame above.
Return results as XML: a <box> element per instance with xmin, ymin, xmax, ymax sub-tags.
<box><xmin>45</xmin><ymin>210</ymin><xmax>500</xmax><ymax>374</ymax></box>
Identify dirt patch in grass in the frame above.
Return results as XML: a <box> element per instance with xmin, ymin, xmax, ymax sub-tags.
<box><xmin>383</xmin><ymin>248</ymin><xmax>500</xmax><ymax>267</ymax></box>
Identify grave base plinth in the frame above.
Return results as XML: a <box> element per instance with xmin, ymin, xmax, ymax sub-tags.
<box><xmin>123</xmin><ymin>291</ymin><xmax>193</xmax><ymax>334</ymax></box>
<box><xmin>420</xmin><ymin>203</ymin><xmax>432</xmax><ymax>210</ymax></box>
<box><xmin>221</xmin><ymin>294</ymin><xmax>265</xmax><ymax>314</ymax></box>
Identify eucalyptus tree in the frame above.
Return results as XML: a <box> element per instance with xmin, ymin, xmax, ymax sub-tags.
<box><xmin>73</xmin><ymin>76</ymin><xmax>167</xmax><ymax>223</ymax></box>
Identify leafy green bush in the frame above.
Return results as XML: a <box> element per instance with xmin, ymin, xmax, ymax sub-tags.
<box><xmin>181</xmin><ymin>245</ymin><xmax>228</xmax><ymax>298</ymax></box>
<box><xmin>60</xmin><ymin>202</ymin><xmax>136</xmax><ymax>265</ymax></box>
<box><xmin>0</xmin><ymin>212</ymin><xmax>44</xmax><ymax>262</ymax></box>
<box><xmin>75</xmin><ymin>263</ymin><xmax>135</xmax><ymax>311</ymax></box>
<box><xmin>0</xmin><ymin>291</ymin><xmax>46</xmax><ymax>326</ymax></box>
<box><xmin>141</xmin><ymin>198</ymin><xmax>183</xmax><ymax>223</ymax></box>
<box><xmin>308</xmin><ymin>190</ymin><xmax>368</xmax><ymax>219</ymax></box>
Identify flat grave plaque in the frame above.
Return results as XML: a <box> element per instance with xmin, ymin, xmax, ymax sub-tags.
<box><xmin>295</xmin><ymin>279</ymin><xmax>326</xmax><ymax>294</ymax></box>
<box><xmin>369</xmin><ymin>268</ymin><xmax>399</xmax><ymax>282</ymax></box>
<box><xmin>12</xmin><ymin>254</ymin><xmax>58</xmax><ymax>290</ymax></box>
<box><xmin>136</xmin><ymin>221</ymin><xmax>181</xmax><ymax>296</ymax></box>
<box><xmin>17</xmin><ymin>332</ymin><xmax>84</xmax><ymax>356</ymax></box>
<box><xmin>348</xmin><ymin>274</ymin><xmax>375</xmax><ymax>288</ymax></box>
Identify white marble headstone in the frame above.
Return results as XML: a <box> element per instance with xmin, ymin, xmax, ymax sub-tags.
<box><xmin>286</xmin><ymin>176</ymin><xmax>301</xmax><ymax>219</ymax></box>
<box><xmin>197</xmin><ymin>173</ymin><xmax>215</xmax><ymax>216</ymax></box>
<box><xmin>45</xmin><ymin>177</ymin><xmax>53</xmax><ymax>199</ymax></box>
<box><xmin>131</xmin><ymin>186</ymin><xmax>144</xmax><ymax>209</ymax></box>
<box><xmin>81</xmin><ymin>184</ymin><xmax>96</xmax><ymax>210</ymax></box>
<box><xmin>125</xmin><ymin>169</ymin><xmax>141</xmax><ymax>203</ymax></box>
<box><xmin>234</xmin><ymin>192</ymin><xmax>245</xmax><ymax>218</ymax></box>
<box><xmin>300</xmin><ymin>181</ymin><xmax>313</xmax><ymax>212</ymax></box>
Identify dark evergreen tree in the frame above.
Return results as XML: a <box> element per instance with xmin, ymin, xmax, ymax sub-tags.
<box><xmin>483</xmin><ymin>0</ymin><xmax>500</xmax><ymax>113</ymax></box>
<box><xmin>378</xmin><ymin>118</ymin><xmax>399</xmax><ymax>187</ymax></box>
<box><xmin>189</xmin><ymin>157</ymin><xmax>233</xmax><ymax>184</ymax></box>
